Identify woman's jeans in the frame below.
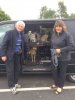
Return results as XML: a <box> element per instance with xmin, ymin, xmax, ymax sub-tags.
<box><xmin>53</xmin><ymin>60</ymin><xmax>68</xmax><ymax>88</ymax></box>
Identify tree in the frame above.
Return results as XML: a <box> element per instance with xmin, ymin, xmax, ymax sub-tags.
<box><xmin>57</xmin><ymin>1</ymin><xmax>69</xmax><ymax>18</ymax></box>
<box><xmin>0</xmin><ymin>8</ymin><xmax>11</xmax><ymax>21</ymax></box>
<box><xmin>39</xmin><ymin>6</ymin><xmax>56</xmax><ymax>19</ymax></box>
<box><xmin>69</xmin><ymin>13</ymin><xmax>75</xmax><ymax>19</ymax></box>
<box><xmin>40</xmin><ymin>6</ymin><xmax>47</xmax><ymax>19</ymax></box>
<box><xmin>39</xmin><ymin>1</ymin><xmax>75</xmax><ymax>19</ymax></box>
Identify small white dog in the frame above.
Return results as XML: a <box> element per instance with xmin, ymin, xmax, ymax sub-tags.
<box><xmin>28</xmin><ymin>31</ymin><xmax>37</xmax><ymax>42</ymax></box>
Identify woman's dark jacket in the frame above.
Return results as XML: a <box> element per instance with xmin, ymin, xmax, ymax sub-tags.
<box><xmin>0</xmin><ymin>29</ymin><xmax>29</xmax><ymax>61</ymax></box>
<box><xmin>51</xmin><ymin>32</ymin><xmax>74</xmax><ymax>61</ymax></box>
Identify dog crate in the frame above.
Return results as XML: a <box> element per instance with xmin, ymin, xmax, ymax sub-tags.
<box><xmin>22</xmin><ymin>20</ymin><xmax>55</xmax><ymax>73</ymax></box>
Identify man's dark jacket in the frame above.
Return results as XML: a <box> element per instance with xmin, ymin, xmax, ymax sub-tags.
<box><xmin>1</xmin><ymin>29</ymin><xmax>29</xmax><ymax>61</ymax></box>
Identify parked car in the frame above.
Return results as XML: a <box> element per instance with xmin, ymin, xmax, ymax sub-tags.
<box><xmin>0</xmin><ymin>19</ymin><xmax>75</xmax><ymax>82</ymax></box>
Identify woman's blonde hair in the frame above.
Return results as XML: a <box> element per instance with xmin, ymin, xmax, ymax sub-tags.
<box><xmin>53</xmin><ymin>20</ymin><xmax>67</xmax><ymax>32</ymax></box>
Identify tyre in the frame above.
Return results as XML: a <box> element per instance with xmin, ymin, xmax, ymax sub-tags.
<box><xmin>67</xmin><ymin>74</ymin><xmax>75</xmax><ymax>83</ymax></box>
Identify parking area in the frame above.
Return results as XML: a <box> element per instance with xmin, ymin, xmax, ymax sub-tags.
<box><xmin>0</xmin><ymin>74</ymin><xmax>75</xmax><ymax>100</ymax></box>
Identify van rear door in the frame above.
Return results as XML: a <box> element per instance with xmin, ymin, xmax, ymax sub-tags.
<box><xmin>22</xmin><ymin>20</ymin><xmax>55</xmax><ymax>73</ymax></box>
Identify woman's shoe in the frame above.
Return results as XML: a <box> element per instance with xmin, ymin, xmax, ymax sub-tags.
<box><xmin>55</xmin><ymin>87</ymin><xmax>63</xmax><ymax>94</ymax></box>
<box><xmin>50</xmin><ymin>84</ymin><xmax>57</xmax><ymax>90</ymax></box>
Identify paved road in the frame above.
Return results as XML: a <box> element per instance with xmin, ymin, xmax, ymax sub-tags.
<box><xmin>0</xmin><ymin>74</ymin><xmax>75</xmax><ymax>100</ymax></box>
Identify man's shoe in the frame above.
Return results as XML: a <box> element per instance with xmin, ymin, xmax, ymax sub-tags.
<box><xmin>10</xmin><ymin>87</ymin><xmax>17</xmax><ymax>94</ymax></box>
<box><xmin>15</xmin><ymin>84</ymin><xmax>21</xmax><ymax>88</ymax></box>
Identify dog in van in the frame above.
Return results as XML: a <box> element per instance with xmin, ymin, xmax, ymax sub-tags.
<box><xmin>40</xmin><ymin>34</ymin><xmax>48</xmax><ymax>42</ymax></box>
<box><xmin>28</xmin><ymin>31</ymin><xmax>37</xmax><ymax>42</ymax></box>
<box><xmin>28</xmin><ymin>47</ymin><xmax>37</xmax><ymax>62</ymax></box>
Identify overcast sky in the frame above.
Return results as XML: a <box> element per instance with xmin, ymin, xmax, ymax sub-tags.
<box><xmin>0</xmin><ymin>0</ymin><xmax>75</xmax><ymax>20</ymax></box>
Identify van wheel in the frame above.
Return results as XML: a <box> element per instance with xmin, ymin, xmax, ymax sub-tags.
<box><xmin>67</xmin><ymin>74</ymin><xmax>75</xmax><ymax>83</ymax></box>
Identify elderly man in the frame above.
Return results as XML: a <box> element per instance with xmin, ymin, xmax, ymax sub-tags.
<box><xmin>1</xmin><ymin>21</ymin><xmax>29</xmax><ymax>94</ymax></box>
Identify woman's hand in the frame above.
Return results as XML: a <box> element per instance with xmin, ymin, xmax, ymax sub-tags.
<box><xmin>55</xmin><ymin>49</ymin><xmax>61</xmax><ymax>54</ymax></box>
<box><xmin>1</xmin><ymin>56</ymin><xmax>7</xmax><ymax>62</ymax></box>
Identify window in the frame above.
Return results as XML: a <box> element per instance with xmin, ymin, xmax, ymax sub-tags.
<box><xmin>0</xmin><ymin>24</ymin><xmax>14</xmax><ymax>48</ymax></box>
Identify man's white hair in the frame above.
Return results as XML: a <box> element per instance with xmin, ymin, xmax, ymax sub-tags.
<box><xmin>15</xmin><ymin>21</ymin><xmax>25</xmax><ymax>27</ymax></box>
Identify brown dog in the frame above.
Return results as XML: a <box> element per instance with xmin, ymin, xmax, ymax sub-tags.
<box><xmin>41</xmin><ymin>34</ymin><xmax>48</xmax><ymax>42</ymax></box>
<box><xmin>29</xmin><ymin>47</ymin><xmax>37</xmax><ymax>62</ymax></box>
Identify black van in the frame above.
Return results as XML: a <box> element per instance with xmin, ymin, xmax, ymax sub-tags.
<box><xmin>0</xmin><ymin>19</ymin><xmax>75</xmax><ymax>82</ymax></box>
